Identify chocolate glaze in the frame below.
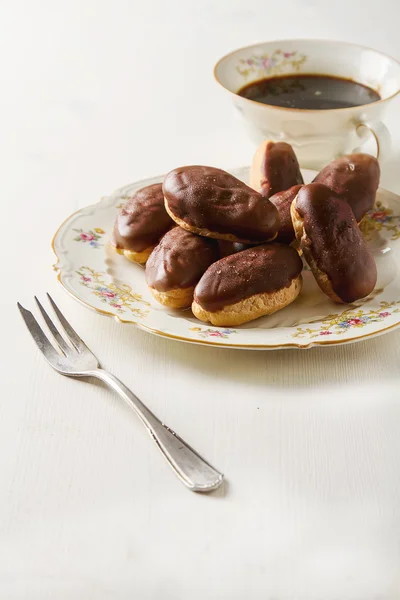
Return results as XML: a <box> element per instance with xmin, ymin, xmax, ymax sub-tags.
<box><xmin>145</xmin><ymin>227</ymin><xmax>218</xmax><ymax>292</ymax></box>
<box><xmin>270</xmin><ymin>184</ymin><xmax>303</xmax><ymax>244</ymax></box>
<box><xmin>163</xmin><ymin>166</ymin><xmax>280</xmax><ymax>242</ymax></box>
<box><xmin>295</xmin><ymin>183</ymin><xmax>377</xmax><ymax>302</ymax></box>
<box><xmin>256</xmin><ymin>141</ymin><xmax>304</xmax><ymax>198</ymax></box>
<box><xmin>112</xmin><ymin>183</ymin><xmax>173</xmax><ymax>252</ymax></box>
<box><xmin>313</xmin><ymin>153</ymin><xmax>380</xmax><ymax>222</ymax></box>
<box><xmin>217</xmin><ymin>240</ymin><xmax>248</xmax><ymax>258</ymax></box>
<box><xmin>194</xmin><ymin>244</ymin><xmax>302</xmax><ymax>312</ymax></box>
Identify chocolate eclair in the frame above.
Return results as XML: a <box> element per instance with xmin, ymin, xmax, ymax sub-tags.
<box><xmin>291</xmin><ymin>183</ymin><xmax>377</xmax><ymax>303</ymax></box>
<box><xmin>192</xmin><ymin>244</ymin><xmax>303</xmax><ymax>326</ymax></box>
<box><xmin>250</xmin><ymin>140</ymin><xmax>304</xmax><ymax>198</ymax></box>
<box><xmin>111</xmin><ymin>183</ymin><xmax>173</xmax><ymax>264</ymax></box>
<box><xmin>269</xmin><ymin>184</ymin><xmax>303</xmax><ymax>244</ymax></box>
<box><xmin>312</xmin><ymin>153</ymin><xmax>380</xmax><ymax>222</ymax></box>
<box><xmin>163</xmin><ymin>165</ymin><xmax>280</xmax><ymax>244</ymax></box>
<box><xmin>145</xmin><ymin>227</ymin><xmax>218</xmax><ymax>309</ymax></box>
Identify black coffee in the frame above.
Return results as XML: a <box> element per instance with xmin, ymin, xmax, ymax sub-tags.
<box><xmin>238</xmin><ymin>74</ymin><xmax>380</xmax><ymax>110</ymax></box>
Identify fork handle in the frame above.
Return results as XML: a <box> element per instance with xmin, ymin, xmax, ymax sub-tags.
<box><xmin>90</xmin><ymin>369</ymin><xmax>224</xmax><ymax>492</ymax></box>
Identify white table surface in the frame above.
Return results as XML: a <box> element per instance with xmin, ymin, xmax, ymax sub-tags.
<box><xmin>2</xmin><ymin>1</ymin><xmax>400</xmax><ymax>598</ymax></box>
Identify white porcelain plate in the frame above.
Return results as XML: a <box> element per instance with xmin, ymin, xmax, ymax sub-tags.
<box><xmin>52</xmin><ymin>167</ymin><xmax>400</xmax><ymax>349</ymax></box>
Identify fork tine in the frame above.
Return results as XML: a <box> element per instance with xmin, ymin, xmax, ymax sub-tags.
<box><xmin>34</xmin><ymin>296</ymin><xmax>71</xmax><ymax>356</ymax></box>
<box><xmin>46</xmin><ymin>294</ymin><xmax>87</xmax><ymax>352</ymax></box>
<box><xmin>17</xmin><ymin>303</ymin><xmax>62</xmax><ymax>364</ymax></box>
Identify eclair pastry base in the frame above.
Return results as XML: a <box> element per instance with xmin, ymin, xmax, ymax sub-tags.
<box><xmin>164</xmin><ymin>198</ymin><xmax>277</xmax><ymax>244</ymax></box>
<box><xmin>192</xmin><ymin>275</ymin><xmax>302</xmax><ymax>326</ymax></box>
<box><xmin>290</xmin><ymin>200</ymin><xmax>343</xmax><ymax>303</ymax></box>
<box><xmin>149</xmin><ymin>286</ymin><xmax>195</xmax><ymax>309</ymax></box>
<box><xmin>112</xmin><ymin>244</ymin><xmax>154</xmax><ymax>265</ymax></box>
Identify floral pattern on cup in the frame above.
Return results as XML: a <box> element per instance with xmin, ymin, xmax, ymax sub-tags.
<box><xmin>73</xmin><ymin>228</ymin><xmax>105</xmax><ymax>248</ymax></box>
<box><xmin>236</xmin><ymin>49</ymin><xmax>307</xmax><ymax>79</ymax></box>
<box><xmin>293</xmin><ymin>301</ymin><xmax>400</xmax><ymax>339</ymax></box>
<box><xmin>189</xmin><ymin>327</ymin><xmax>237</xmax><ymax>339</ymax></box>
<box><xmin>77</xmin><ymin>266</ymin><xmax>149</xmax><ymax>318</ymax></box>
<box><xmin>360</xmin><ymin>201</ymin><xmax>400</xmax><ymax>241</ymax></box>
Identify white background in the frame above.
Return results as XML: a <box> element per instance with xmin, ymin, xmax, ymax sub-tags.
<box><xmin>1</xmin><ymin>1</ymin><xmax>400</xmax><ymax>598</ymax></box>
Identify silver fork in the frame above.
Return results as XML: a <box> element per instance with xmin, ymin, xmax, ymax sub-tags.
<box><xmin>17</xmin><ymin>294</ymin><xmax>224</xmax><ymax>493</ymax></box>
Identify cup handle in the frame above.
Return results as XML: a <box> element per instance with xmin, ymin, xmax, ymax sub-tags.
<box><xmin>356</xmin><ymin>120</ymin><xmax>391</xmax><ymax>162</ymax></box>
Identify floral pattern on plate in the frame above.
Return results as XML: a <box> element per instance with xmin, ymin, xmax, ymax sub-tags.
<box><xmin>360</xmin><ymin>200</ymin><xmax>400</xmax><ymax>241</ymax></box>
<box><xmin>77</xmin><ymin>266</ymin><xmax>149</xmax><ymax>318</ymax></box>
<box><xmin>236</xmin><ymin>49</ymin><xmax>307</xmax><ymax>79</ymax></box>
<box><xmin>116</xmin><ymin>197</ymin><xmax>131</xmax><ymax>210</ymax></box>
<box><xmin>73</xmin><ymin>228</ymin><xmax>105</xmax><ymax>248</ymax></box>
<box><xmin>189</xmin><ymin>327</ymin><xmax>237</xmax><ymax>339</ymax></box>
<box><xmin>293</xmin><ymin>301</ymin><xmax>400</xmax><ymax>339</ymax></box>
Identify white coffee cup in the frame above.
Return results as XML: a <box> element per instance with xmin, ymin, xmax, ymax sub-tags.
<box><xmin>214</xmin><ymin>39</ymin><xmax>400</xmax><ymax>169</ymax></box>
